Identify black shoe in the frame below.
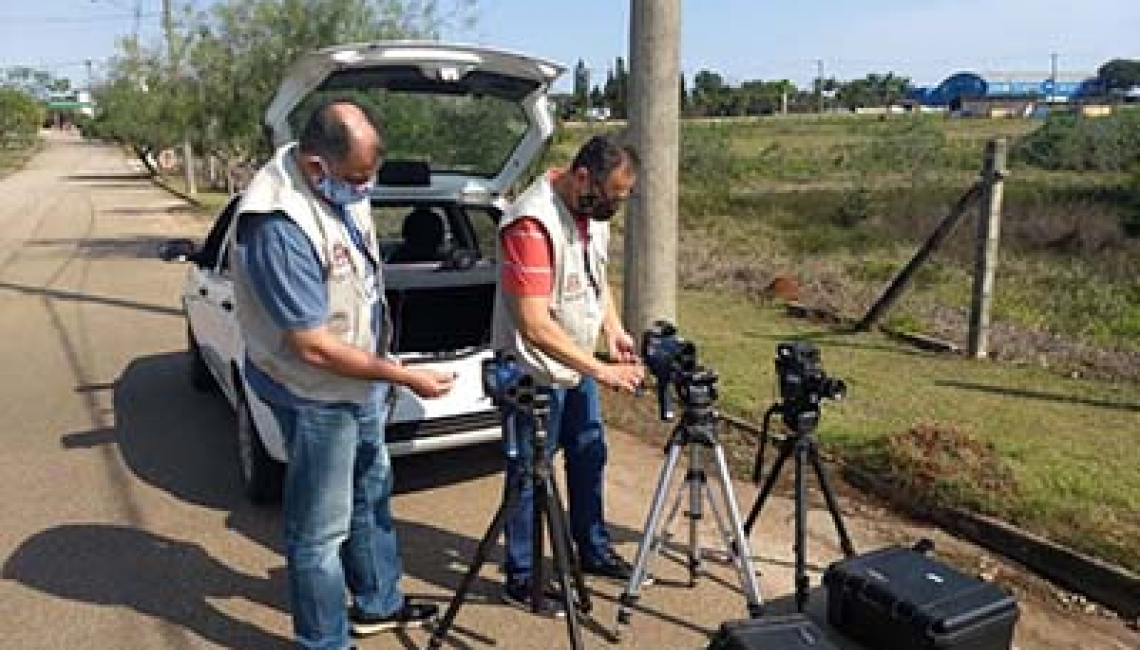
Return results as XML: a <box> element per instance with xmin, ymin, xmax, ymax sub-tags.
<box><xmin>501</xmin><ymin>579</ymin><xmax>567</xmax><ymax>618</ymax></box>
<box><xmin>581</xmin><ymin>549</ymin><xmax>635</xmax><ymax>582</ymax></box>
<box><xmin>349</xmin><ymin>597</ymin><xmax>438</xmax><ymax>636</ymax></box>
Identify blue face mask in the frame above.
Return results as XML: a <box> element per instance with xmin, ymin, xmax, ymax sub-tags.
<box><xmin>317</xmin><ymin>161</ymin><xmax>374</xmax><ymax>206</ymax></box>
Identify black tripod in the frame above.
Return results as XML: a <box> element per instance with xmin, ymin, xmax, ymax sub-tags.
<box><xmin>742</xmin><ymin>401</ymin><xmax>856</xmax><ymax>612</ymax></box>
<box><xmin>614</xmin><ymin>370</ymin><xmax>763</xmax><ymax>640</ymax></box>
<box><xmin>427</xmin><ymin>393</ymin><xmax>591</xmax><ymax>650</ymax></box>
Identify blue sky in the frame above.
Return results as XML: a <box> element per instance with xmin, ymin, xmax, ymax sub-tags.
<box><xmin>2</xmin><ymin>0</ymin><xmax>1138</xmax><ymax>90</ymax></box>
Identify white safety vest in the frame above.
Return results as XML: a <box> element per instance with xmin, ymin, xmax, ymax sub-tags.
<box><xmin>491</xmin><ymin>172</ymin><xmax>608</xmax><ymax>388</ymax></box>
<box><xmin>231</xmin><ymin>143</ymin><xmax>386</xmax><ymax>404</ymax></box>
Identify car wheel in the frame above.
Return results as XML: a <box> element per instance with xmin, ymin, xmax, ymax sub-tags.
<box><xmin>236</xmin><ymin>388</ymin><xmax>285</xmax><ymax>505</ymax></box>
<box><xmin>188</xmin><ymin>326</ymin><xmax>217</xmax><ymax>392</ymax></box>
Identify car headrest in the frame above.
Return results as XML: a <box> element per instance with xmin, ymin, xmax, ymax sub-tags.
<box><xmin>377</xmin><ymin>160</ymin><xmax>431</xmax><ymax>186</ymax></box>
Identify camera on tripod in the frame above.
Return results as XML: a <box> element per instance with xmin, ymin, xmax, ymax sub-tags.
<box><xmin>481</xmin><ymin>350</ymin><xmax>538</xmax><ymax>410</ymax></box>
<box><xmin>481</xmin><ymin>350</ymin><xmax>550</xmax><ymax>459</ymax></box>
<box><xmin>775</xmin><ymin>341</ymin><xmax>846</xmax><ymax>434</ymax></box>
<box><xmin>642</xmin><ymin>320</ymin><xmax>719</xmax><ymax>422</ymax></box>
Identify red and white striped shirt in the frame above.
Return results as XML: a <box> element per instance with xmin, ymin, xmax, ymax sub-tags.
<box><xmin>500</xmin><ymin>171</ymin><xmax>590</xmax><ymax>296</ymax></box>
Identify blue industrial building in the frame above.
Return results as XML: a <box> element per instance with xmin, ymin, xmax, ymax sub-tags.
<box><xmin>908</xmin><ymin>72</ymin><xmax>1104</xmax><ymax>108</ymax></box>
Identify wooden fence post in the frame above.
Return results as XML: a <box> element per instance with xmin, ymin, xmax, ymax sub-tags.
<box><xmin>967</xmin><ymin>139</ymin><xmax>1007</xmax><ymax>358</ymax></box>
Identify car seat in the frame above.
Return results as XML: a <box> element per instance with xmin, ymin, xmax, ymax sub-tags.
<box><xmin>389</xmin><ymin>207</ymin><xmax>446</xmax><ymax>263</ymax></box>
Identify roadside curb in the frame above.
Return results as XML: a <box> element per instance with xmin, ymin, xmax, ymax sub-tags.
<box><xmin>149</xmin><ymin>173</ymin><xmax>205</xmax><ymax>211</ymax></box>
<box><xmin>718</xmin><ymin>414</ymin><xmax>1140</xmax><ymax>621</ymax></box>
<box><xmin>841</xmin><ymin>468</ymin><xmax>1140</xmax><ymax>620</ymax></box>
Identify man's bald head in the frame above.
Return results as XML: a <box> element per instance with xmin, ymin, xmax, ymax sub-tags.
<box><xmin>298</xmin><ymin>99</ymin><xmax>384</xmax><ymax>189</ymax></box>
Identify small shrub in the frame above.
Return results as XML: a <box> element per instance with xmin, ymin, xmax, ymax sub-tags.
<box><xmin>851</xmin><ymin>422</ymin><xmax>1020</xmax><ymax>515</ymax></box>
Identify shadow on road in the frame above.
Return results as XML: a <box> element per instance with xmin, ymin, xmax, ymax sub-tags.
<box><xmin>41</xmin><ymin>351</ymin><xmax>684</xmax><ymax>646</ymax></box>
<box><xmin>1</xmin><ymin>524</ymin><xmax>292</xmax><ymax>649</ymax></box>
<box><xmin>24</xmin><ymin>235</ymin><xmax>183</xmax><ymax>260</ymax></box>
<box><xmin>64</xmin><ymin>172</ymin><xmax>151</xmax><ymax>182</ymax></box>
<box><xmin>0</xmin><ymin>281</ymin><xmax>184</xmax><ymax>318</ymax></box>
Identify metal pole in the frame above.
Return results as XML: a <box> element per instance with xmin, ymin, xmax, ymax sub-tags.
<box><xmin>967</xmin><ymin>139</ymin><xmax>1007</xmax><ymax>358</ymax></box>
<box><xmin>624</xmin><ymin>0</ymin><xmax>681</xmax><ymax>334</ymax></box>
<box><xmin>1050</xmin><ymin>52</ymin><xmax>1058</xmax><ymax>102</ymax></box>
<box><xmin>817</xmin><ymin>59</ymin><xmax>825</xmax><ymax>114</ymax></box>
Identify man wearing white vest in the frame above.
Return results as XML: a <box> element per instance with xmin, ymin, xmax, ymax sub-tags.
<box><xmin>232</xmin><ymin>100</ymin><xmax>454</xmax><ymax>649</ymax></box>
<box><xmin>491</xmin><ymin>134</ymin><xmax>646</xmax><ymax>613</ymax></box>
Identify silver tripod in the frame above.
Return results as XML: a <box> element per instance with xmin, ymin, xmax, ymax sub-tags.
<box><xmin>614</xmin><ymin>370</ymin><xmax>764</xmax><ymax>639</ymax></box>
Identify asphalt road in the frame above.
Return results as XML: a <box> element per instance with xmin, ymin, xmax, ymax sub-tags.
<box><xmin>0</xmin><ymin>132</ymin><xmax>1134</xmax><ymax>650</ymax></box>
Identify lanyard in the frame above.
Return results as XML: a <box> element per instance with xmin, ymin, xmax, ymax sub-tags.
<box><xmin>334</xmin><ymin>205</ymin><xmax>378</xmax><ymax>274</ymax></box>
<box><xmin>577</xmin><ymin>218</ymin><xmax>600</xmax><ymax>297</ymax></box>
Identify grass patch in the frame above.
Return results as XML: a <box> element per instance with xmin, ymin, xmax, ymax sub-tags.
<box><xmin>652</xmin><ymin>289</ymin><xmax>1140</xmax><ymax>572</ymax></box>
<box><xmin>589</xmin><ymin>113</ymin><xmax>1138</xmax><ymax>573</ymax></box>
<box><xmin>159</xmin><ymin>174</ymin><xmax>232</xmax><ymax>216</ymax></box>
<box><xmin>0</xmin><ymin>136</ymin><xmax>43</xmax><ymax>178</ymax></box>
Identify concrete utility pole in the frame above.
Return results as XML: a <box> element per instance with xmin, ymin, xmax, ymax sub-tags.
<box><xmin>624</xmin><ymin>0</ymin><xmax>681</xmax><ymax>335</ymax></box>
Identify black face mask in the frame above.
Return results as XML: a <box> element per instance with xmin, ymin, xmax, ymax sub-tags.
<box><xmin>578</xmin><ymin>182</ymin><xmax>622</xmax><ymax>221</ymax></box>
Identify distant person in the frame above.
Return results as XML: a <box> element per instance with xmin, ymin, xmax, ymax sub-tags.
<box><xmin>492</xmin><ymin>134</ymin><xmax>645</xmax><ymax>613</ymax></box>
<box><xmin>232</xmin><ymin>98</ymin><xmax>454</xmax><ymax>649</ymax></box>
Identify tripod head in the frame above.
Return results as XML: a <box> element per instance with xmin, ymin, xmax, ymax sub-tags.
<box><xmin>773</xmin><ymin>341</ymin><xmax>846</xmax><ymax>435</ymax></box>
<box><xmin>481</xmin><ymin>350</ymin><xmax>550</xmax><ymax>459</ymax></box>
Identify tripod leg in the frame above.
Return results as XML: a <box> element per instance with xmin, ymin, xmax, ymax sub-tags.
<box><xmin>531</xmin><ymin>471</ymin><xmax>547</xmax><ymax>615</ymax></box>
<box><xmin>698</xmin><ymin>476</ymin><xmax>733</xmax><ymax>562</ymax></box>
<box><xmin>710</xmin><ymin>444</ymin><xmax>765</xmax><ymax>618</ymax></box>
<box><xmin>547</xmin><ymin>476</ymin><xmax>591</xmax><ymax>614</ymax></box>
<box><xmin>686</xmin><ymin>446</ymin><xmax>704</xmax><ymax>586</ymax></box>
<box><xmin>541</xmin><ymin>478</ymin><xmax>586</xmax><ymax>649</ymax></box>
<box><xmin>428</xmin><ymin>488</ymin><xmax>518</xmax><ymax>649</ymax></box>
<box><xmin>743</xmin><ymin>438</ymin><xmax>795</xmax><ymax>536</ymax></box>
<box><xmin>615</xmin><ymin>441</ymin><xmax>684</xmax><ymax>638</ymax></box>
<box><xmin>657</xmin><ymin>473</ymin><xmax>688</xmax><ymax>546</ymax></box>
<box><xmin>793</xmin><ymin>438</ymin><xmax>810</xmax><ymax>613</ymax></box>
<box><xmin>809</xmin><ymin>442</ymin><xmax>856</xmax><ymax>557</ymax></box>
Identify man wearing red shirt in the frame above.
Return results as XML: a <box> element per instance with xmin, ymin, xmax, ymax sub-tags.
<box><xmin>490</xmin><ymin>135</ymin><xmax>645</xmax><ymax>613</ymax></box>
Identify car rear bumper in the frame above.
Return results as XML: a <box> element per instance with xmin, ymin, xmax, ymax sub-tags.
<box><xmin>386</xmin><ymin>410</ymin><xmax>502</xmax><ymax>456</ymax></box>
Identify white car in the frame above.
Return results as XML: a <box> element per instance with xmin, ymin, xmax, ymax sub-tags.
<box><xmin>161</xmin><ymin>41</ymin><xmax>564</xmax><ymax>503</ymax></box>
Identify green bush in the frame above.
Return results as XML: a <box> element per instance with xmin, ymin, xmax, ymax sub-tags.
<box><xmin>1014</xmin><ymin>110</ymin><xmax>1140</xmax><ymax>172</ymax></box>
<box><xmin>0</xmin><ymin>88</ymin><xmax>44</xmax><ymax>146</ymax></box>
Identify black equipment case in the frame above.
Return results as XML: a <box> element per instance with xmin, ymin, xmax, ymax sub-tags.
<box><xmin>707</xmin><ymin>614</ymin><xmax>839</xmax><ymax>650</ymax></box>
<box><xmin>823</xmin><ymin>544</ymin><xmax>1019</xmax><ymax>650</ymax></box>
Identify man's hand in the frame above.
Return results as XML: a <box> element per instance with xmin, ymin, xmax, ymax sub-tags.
<box><xmin>404</xmin><ymin>368</ymin><xmax>456</xmax><ymax>399</ymax></box>
<box><xmin>606</xmin><ymin>327</ymin><xmax>639</xmax><ymax>364</ymax></box>
<box><xmin>596</xmin><ymin>361</ymin><xmax>644</xmax><ymax>394</ymax></box>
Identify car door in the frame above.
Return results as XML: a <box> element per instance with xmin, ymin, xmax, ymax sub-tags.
<box><xmin>187</xmin><ymin>197</ymin><xmax>240</xmax><ymax>399</ymax></box>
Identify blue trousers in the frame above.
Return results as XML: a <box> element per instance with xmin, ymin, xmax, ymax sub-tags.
<box><xmin>270</xmin><ymin>399</ymin><xmax>404</xmax><ymax>650</ymax></box>
<box><xmin>502</xmin><ymin>376</ymin><xmax>612</xmax><ymax>582</ymax></box>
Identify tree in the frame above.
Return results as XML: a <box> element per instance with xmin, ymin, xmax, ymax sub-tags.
<box><xmin>691</xmin><ymin>69</ymin><xmax>728</xmax><ymax>116</ymax></box>
<box><xmin>836</xmin><ymin>72</ymin><xmax>911</xmax><ymax>110</ymax></box>
<box><xmin>612</xmin><ymin>57</ymin><xmax>628</xmax><ymax>119</ymax></box>
<box><xmin>1</xmin><ymin>67</ymin><xmax>70</xmax><ymax>100</ymax></box>
<box><xmin>1098</xmin><ymin>59</ymin><xmax>1140</xmax><ymax>91</ymax></box>
<box><xmin>92</xmin><ymin>0</ymin><xmax>476</xmax><ymax>172</ymax></box>
<box><xmin>572</xmin><ymin>59</ymin><xmax>590</xmax><ymax>118</ymax></box>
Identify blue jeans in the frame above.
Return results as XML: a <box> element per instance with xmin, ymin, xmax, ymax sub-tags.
<box><xmin>270</xmin><ymin>399</ymin><xmax>404</xmax><ymax>650</ymax></box>
<box><xmin>502</xmin><ymin>376</ymin><xmax>612</xmax><ymax>582</ymax></box>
